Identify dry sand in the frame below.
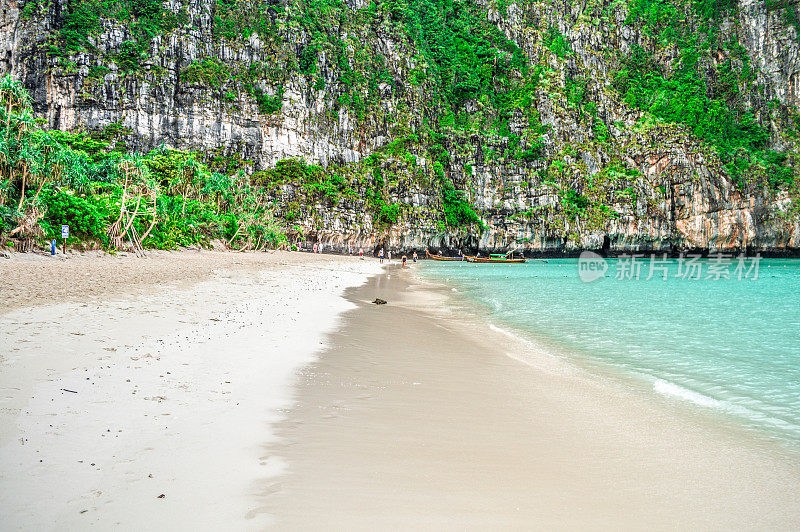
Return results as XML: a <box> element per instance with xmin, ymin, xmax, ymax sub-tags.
<box><xmin>265</xmin><ymin>265</ymin><xmax>800</xmax><ymax>530</ymax></box>
<box><xmin>0</xmin><ymin>249</ymin><xmax>308</xmax><ymax>311</ymax></box>
<box><xmin>0</xmin><ymin>250</ymin><xmax>382</xmax><ymax>529</ymax></box>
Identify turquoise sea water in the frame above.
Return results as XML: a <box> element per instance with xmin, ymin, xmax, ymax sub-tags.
<box><xmin>420</xmin><ymin>257</ymin><xmax>800</xmax><ymax>442</ymax></box>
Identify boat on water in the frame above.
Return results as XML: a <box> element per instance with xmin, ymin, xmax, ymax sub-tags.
<box><xmin>426</xmin><ymin>250</ymin><xmax>464</xmax><ymax>261</ymax></box>
<box><xmin>464</xmin><ymin>254</ymin><xmax>526</xmax><ymax>264</ymax></box>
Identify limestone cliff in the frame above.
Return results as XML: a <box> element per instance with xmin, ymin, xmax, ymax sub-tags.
<box><xmin>2</xmin><ymin>0</ymin><xmax>799</xmax><ymax>255</ymax></box>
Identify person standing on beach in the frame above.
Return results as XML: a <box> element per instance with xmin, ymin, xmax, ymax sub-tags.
<box><xmin>412</xmin><ymin>251</ymin><xmax>418</xmax><ymax>262</ymax></box>
<box><xmin>387</xmin><ymin>250</ymin><xmax>392</xmax><ymax>262</ymax></box>
<box><xmin>402</xmin><ymin>255</ymin><xmax>407</xmax><ymax>268</ymax></box>
<box><xmin>359</xmin><ymin>247</ymin><xmax>364</xmax><ymax>257</ymax></box>
<box><xmin>379</xmin><ymin>248</ymin><xmax>384</xmax><ymax>263</ymax></box>
<box><xmin>313</xmin><ymin>243</ymin><xmax>318</xmax><ymax>254</ymax></box>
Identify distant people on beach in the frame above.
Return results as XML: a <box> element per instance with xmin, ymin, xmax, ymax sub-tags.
<box><xmin>387</xmin><ymin>250</ymin><xmax>391</xmax><ymax>262</ymax></box>
<box><xmin>412</xmin><ymin>251</ymin><xmax>418</xmax><ymax>262</ymax></box>
<box><xmin>402</xmin><ymin>255</ymin><xmax>407</xmax><ymax>268</ymax></box>
<box><xmin>379</xmin><ymin>249</ymin><xmax>384</xmax><ymax>263</ymax></box>
<box><xmin>313</xmin><ymin>243</ymin><xmax>318</xmax><ymax>254</ymax></box>
<box><xmin>359</xmin><ymin>247</ymin><xmax>364</xmax><ymax>257</ymax></box>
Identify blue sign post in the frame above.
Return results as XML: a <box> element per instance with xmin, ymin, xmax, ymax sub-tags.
<box><xmin>61</xmin><ymin>225</ymin><xmax>69</xmax><ymax>254</ymax></box>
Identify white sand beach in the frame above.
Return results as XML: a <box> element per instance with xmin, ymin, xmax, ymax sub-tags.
<box><xmin>0</xmin><ymin>250</ymin><xmax>381</xmax><ymax>530</ymax></box>
<box><xmin>2</xmin><ymin>253</ymin><xmax>800</xmax><ymax>530</ymax></box>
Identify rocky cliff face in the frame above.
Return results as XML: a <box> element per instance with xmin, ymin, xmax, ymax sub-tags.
<box><xmin>2</xmin><ymin>0</ymin><xmax>799</xmax><ymax>255</ymax></box>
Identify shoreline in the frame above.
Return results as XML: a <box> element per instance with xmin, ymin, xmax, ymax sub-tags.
<box><xmin>415</xmin><ymin>260</ymin><xmax>800</xmax><ymax>451</ymax></box>
<box><xmin>265</xmin><ymin>264</ymin><xmax>800</xmax><ymax>528</ymax></box>
<box><xmin>489</xmin><ymin>317</ymin><xmax>800</xmax><ymax>453</ymax></box>
<box><xmin>0</xmin><ymin>250</ymin><xmax>382</xmax><ymax>529</ymax></box>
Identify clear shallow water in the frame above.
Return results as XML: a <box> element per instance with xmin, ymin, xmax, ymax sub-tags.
<box><xmin>421</xmin><ymin>258</ymin><xmax>800</xmax><ymax>442</ymax></box>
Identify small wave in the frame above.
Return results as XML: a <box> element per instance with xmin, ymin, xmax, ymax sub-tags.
<box><xmin>489</xmin><ymin>323</ymin><xmax>560</xmax><ymax>362</ymax></box>
<box><xmin>653</xmin><ymin>379</ymin><xmax>723</xmax><ymax>408</ymax></box>
<box><xmin>653</xmin><ymin>379</ymin><xmax>800</xmax><ymax>438</ymax></box>
<box><xmin>489</xmin><ymin>323</ymin><xmax>523</xmax><ymax>342</ymax></box>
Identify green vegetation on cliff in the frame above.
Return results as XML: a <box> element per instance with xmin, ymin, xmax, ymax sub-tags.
<box><xmin>0</xmin><ymin>77</ymin><xmax>286</xmax><ymax>251</ymax></box>
<box><xmin>10</xmin><ymin>0</ymin><xmax>800</xmax><ymax>251</ymax></box>
<box><xmin>404</xmin><ymin>0</ymin><xmax>525</xmax><ymax>110</ymax></box>
<box><xmin>619</xmin><ymin>0</ymin><xmax>795</xmax><ymax>187</ymax></box>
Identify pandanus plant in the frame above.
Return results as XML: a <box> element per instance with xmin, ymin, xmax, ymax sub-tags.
<box><xmin>177</xmin><ymin>153</ymin><xmax>201</xmax><ymax>214</ymax></box>
<box><xmin>146</xmin><ymin>147</ymin><xmax>201</xmax><ymax>214</ymax></box>
<box><xmin>0</xmin><ymin>76</ymin><xmax>67</xmax><ymax>246</ymax></box>
<box><xmin>223</xmin><ymin>172</ymin><xmax>285</xmax><ymax>251</ymax></box>
<box><xmin>0</xmin><ymin>75</ymin><xmax>32</xmax><ymax>133</ymax></box>
<box><xmin>23</xmin><ymin>129</ymin><xmax>63</xmax><ymax>207</ymax></box>
<box><xmin>107</xmin><ymin>155</ymin><xmax>160</xmax><ymax>255</ymax></box>
<box><xmin>0</xmin><ymin>77</ymin><xmax>34</xmax><ymax>207</ymax></box>
<box><xmin>200</xmin><ymin>171</ymin><xmax>233</xmax><ymax>210</ymax></box>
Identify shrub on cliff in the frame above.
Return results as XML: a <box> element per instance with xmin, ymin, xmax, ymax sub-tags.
<box><xmin>619</xmin><ymin>1</ymin><xmax>797</xmax><ymax>189</ymax></box>
<box><xmin>0</xmin><ymin>76</ymin><xmax>287</xmax><ymax>252</ymax></box>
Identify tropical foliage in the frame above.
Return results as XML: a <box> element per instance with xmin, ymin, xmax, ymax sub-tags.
<box><xmin>0</xmin><ymin>76</ymin><xmax>286</xmax><ymax>251</ymax></box>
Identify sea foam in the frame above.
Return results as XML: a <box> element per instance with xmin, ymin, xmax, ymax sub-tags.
<box><xmin>653</xmin><ymin>379</ymin><xmax>723</xmax><ymax>408</ymax></box>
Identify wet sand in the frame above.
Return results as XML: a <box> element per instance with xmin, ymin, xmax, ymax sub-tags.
<box><xmin>265</xmin><ymin>264</ymin><xmax>800</xmax><ymax>529</ymax></box>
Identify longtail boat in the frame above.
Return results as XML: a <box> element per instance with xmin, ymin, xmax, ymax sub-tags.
<box><xmin>426</xmin><ymin>250</ymin><xmax>464</xmax><ymax>261</ymax></box>
<box><xmin>464</xmin><ymin>254</ymin><xmax>526</xmax><ymax>264</ymax></box>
